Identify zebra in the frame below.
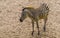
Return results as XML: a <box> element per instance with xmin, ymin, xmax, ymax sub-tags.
<box><xmin>19</xmin><ymin>3</ymin><xmax>49</xmax><ymax>35</ymax></box>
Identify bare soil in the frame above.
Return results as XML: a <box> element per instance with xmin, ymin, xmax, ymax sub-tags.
<box><xmin>0</xmin><ymin>0</ymin><xmax>60</xmax><ymax>38</ymax></box>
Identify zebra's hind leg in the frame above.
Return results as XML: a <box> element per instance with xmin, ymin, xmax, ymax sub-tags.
<box><xmin>43</xmin><ymin>17</ymin><xmax>47</xmax><ymax>32</ymax></box>
<box><xmin>31</xmin><ymin>20</ymin><xmax>34</xmax><ymax>36</ymax></box>
<box><xmin>36</xmin><ymin>20</ymin><xmax>40</xmax><ymax>35</ymax></box>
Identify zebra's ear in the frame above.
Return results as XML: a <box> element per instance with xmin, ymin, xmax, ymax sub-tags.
<box><xmin>24</xmin><ymin>9</ymin><xmax>29</xmax><ymax>11</ymax></box>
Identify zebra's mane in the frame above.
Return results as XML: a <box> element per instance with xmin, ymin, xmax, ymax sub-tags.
<box><xmin>22</xmin><ymin>7</ymin><xmax>34</xmax><ymax>11</ymax></box>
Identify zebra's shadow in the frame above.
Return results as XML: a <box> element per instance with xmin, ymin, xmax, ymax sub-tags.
<box><xmin>29</xmin><ymin>31</ymin><xmax>46</xmax><ymax>38</ymax></box>
<box><xmin>29</xmin><ymin>31</ymin><xmax>56</xmax><ymax>38</ymax></box>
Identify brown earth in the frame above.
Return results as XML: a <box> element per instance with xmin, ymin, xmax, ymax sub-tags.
<box><xmin>0</xmin><ymin>0</ymin><xmax>60</xmax><ymax>38</ymax></box>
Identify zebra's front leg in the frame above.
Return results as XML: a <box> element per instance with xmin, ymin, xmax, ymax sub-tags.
<box><xmin>31</xmin><ymin>20</ymin><xmax>34</xmax><ymax>36</ymax></box>
<box><xmin>36</xmin><ymin>20</ymin><xmax>40</xmax><ymax>35</ymax></box>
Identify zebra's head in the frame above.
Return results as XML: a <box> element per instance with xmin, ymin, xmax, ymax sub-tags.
<box><xmin>20</xmin><ymin>8</ymin><xmax>28</xmax><ymax>22</ymax></box>
<box><xmin>20</xmin><ymin>7</ymin><xmax>33</xmax><ymax>22</ymax></box>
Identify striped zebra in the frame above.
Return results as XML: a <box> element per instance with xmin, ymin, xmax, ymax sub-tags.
<box><xmin>20</xmin><ymin>3</ymin><xmax>49</xmax><ymax>35</ymax></box>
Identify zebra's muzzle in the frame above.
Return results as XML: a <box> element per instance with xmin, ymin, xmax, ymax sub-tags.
<box><xmin>20</xmin><ymin>19</ymin><xmax>23</xmax><ymax>22</ymax></box>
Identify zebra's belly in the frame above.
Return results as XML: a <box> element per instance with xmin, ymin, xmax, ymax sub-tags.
<box><xmin>39</xmin><ymin>14</ymin><xmax>47</xmax><ymax>19</ymax></box>
<box><xmin>28</xmin><ymin>14</ymin><xmax>47</xmax><ymax>21</ymax></box>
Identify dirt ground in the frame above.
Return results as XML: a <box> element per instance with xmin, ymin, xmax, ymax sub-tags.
<box><xmin>0</xmin><ymin>0</ymin><xmax>60</xmax><ymax>38</ymax></box>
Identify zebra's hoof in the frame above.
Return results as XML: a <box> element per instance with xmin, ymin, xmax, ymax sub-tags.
<box><xmin>43</xmin><ymin>27</ymin><xmax>46</xmax><ymax>32</ymax></box>
<box><xmin>38</xmin><ymin>32</ymin><xmax>40</xmax><ymax>35</ymax></box>
<box><xmin>31</xmin><ymin>32</ymin><xmax>34</xmax><ymax>36</ymax></box>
